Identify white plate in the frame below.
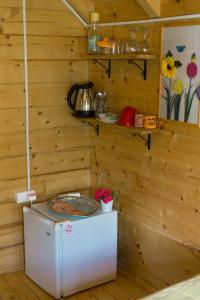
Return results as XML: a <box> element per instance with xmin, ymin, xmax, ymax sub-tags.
<box><xmin>98</xmin><ymin>118</ymin><xmax>118</xmax><ymax>124</ymax></box>
<box><xmin>97</xmin><ymin>112</ymin><xmax>118</xmax><ymax>124</ymax></box>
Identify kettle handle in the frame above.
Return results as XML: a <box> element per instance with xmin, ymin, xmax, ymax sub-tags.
<box><xmin>66</xmin><ymin>84</ymin><xmax>79</xmax><ymax>111</ymax></box>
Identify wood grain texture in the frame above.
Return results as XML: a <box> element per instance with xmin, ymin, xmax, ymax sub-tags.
<box><xmin>94</xmin><ymin>0</ymin><xmax>200</xmax><ymax>21</ymax></box>
<box><xmin>93</xmin><ymin>0</ymin><xmax>148</xmax><ymax>22</ymax></box>
<box><xmin>91</xmin><ymin>0</ymin><xmax>200</xmax><ymax>291</ymax></box>
<box><xmin>0</xmin><ymin>0</ymin><xmax>92</xmax><ymax>274</ymax></box>
<box><xmin>136</xmin><ymin>0</ymin><xmax>160</xmax><ymax>17</ymax></box>
<box><xmin>2</xmin><ymin>0</ymin><xmax>200</xmax><ymax>286</ymax></box>
<box><xmin>161</xmin><ymin>0</ymin><xmax>200</xmax><ymax>17</ymax></box>
<box><xmin>0</xmin><ymin>270</ymin><xmax>154</xmax><ymax>299</ymax></box>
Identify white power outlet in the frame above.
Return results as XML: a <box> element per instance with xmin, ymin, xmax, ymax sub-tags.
<box><xmin>15</xmin><ymin>190</ymin><xmax>37</xmax><ymax>203</ymax></box>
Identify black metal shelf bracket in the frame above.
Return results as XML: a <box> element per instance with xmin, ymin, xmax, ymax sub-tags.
<box><xmin>128</xmin><ymin>59</ymin><xmax>147</xmax><ymax>80</ymax></box>
<box><xmin>93</xmin><ymin>59</ymin><xmax>111</xmax><ymax>79</ymax></box>
<box><xmin>92</xmin><ymin>58</ymin><xmax>148</xmax><ymax>80</ymax></box>
<box><xmin>73</xmin><ymin>113</ymin><xmax>99</xmax><ymax>136</ymax></box>
<box><xmin>137</xmin><ymin>133</ymin><xmax>151</xmax><ymax>150</ymax></box>
<box><xmin>86</xmin><ymin>121</ymin><xmax>99</xmax><ymax>136</ymax></box>
<box><xmin>73</xmin><ymin>114</ymin><xmax>153</xmax><ymax>147</ymax></box>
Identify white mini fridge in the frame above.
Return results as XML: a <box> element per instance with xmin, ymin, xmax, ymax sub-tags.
<box><xmin>23</xmin><ymin>202</ymin><xmax>117</xmax><ymax>299</ymax></box>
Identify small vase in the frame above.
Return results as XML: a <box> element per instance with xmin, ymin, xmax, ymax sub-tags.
<box><xmin>101</xmin><ymin>200</ymin><xmax>113</xmax><ymax>212</ymax></box>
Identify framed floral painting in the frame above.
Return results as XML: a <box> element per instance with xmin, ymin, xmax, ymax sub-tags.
<box><xmin>160</xmin><ymin>25</ymin><xmax>200</xmax><ymax>125</ymax></box>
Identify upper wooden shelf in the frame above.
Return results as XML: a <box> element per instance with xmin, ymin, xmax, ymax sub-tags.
<box><xmin>83</xmin><ymin>53</ymin><xmax>156</xmax><ymax>80</ymax></box>
<box><xmin>83</xmin><ymin>53</ymin><xmax>156</xmax><ymax>60</ymax></box>
<box><xmin>75</xmin><ymin>116</ymin><xmax>159</xmax><ymax>150</ymax></box>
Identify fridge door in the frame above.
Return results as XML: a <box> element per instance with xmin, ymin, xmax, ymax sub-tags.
<box><xmin>23</xmin><ymin>207</ymin><xmax>61</xmax><ymax>299</ymax></box>
<box><xmin>62</xmin><ymin>211</ymin><xmax>117</xmax><ymax>297</ymax></box>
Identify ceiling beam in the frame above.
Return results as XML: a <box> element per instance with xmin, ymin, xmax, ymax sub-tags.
<box><xmin>136</xmin><ymin>0</ymin><xmax>160</xmax><ymax>17</ymax></box>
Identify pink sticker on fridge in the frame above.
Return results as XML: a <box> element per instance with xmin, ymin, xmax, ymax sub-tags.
<box><xmin>64</xmin><ymin>221</ymin><xmax>73</xmax><ymax>236</ymax></box>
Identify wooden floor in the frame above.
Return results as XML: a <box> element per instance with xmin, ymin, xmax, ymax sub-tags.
<box><xmin>0</xmin><ymin>270</ymin><xmax>155</xmax><ymax>300</ymax></box>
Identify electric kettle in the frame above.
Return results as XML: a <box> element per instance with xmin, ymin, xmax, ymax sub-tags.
<box><xmin>67</xmin><ymin>81</ymin><xmax>94</xmax><ymax>117</ymax></box>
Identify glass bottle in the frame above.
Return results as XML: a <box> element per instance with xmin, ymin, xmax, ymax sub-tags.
<box><xmin>88</xmin><ymin>12</ymin><xmax>102</xmax><ymax>54</ymax></box>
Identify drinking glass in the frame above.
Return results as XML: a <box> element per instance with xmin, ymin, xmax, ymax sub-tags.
<box><xmin>140</xmin><ymin>28</ymin><xmax>150</xmax><ymax>53</ymax></box>
<box><xmin>111</xmin><ymin>40</ymin><xmax>125</xmax><ymax>55</ymax></box>
<box><xmin>119</xmin><ymin>40</ymin><xmax>126</xmax><ymax>54</ymax></box>
<box><xmin>110</xmin><ymin>40</ymin><xmax>118</xmax><ymax>55</ymax></box>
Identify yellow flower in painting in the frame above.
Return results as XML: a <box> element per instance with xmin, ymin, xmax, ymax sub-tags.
<box><xmin>172</xmin><ymin>79</ymin><xmax>184</xmax><ymax>95</ymax></box>
<box><xmin>161</xmin><ymin>56</ymin><xmax>177</xmax><ymax>79</ymax></box>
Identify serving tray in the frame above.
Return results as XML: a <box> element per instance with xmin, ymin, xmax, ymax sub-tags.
<box><xmin>48</xmin><ymin>194</ymin><xmax>99</xmax><ymax>217</ymax></box>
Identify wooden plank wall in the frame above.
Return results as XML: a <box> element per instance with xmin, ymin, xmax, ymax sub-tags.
<box><xmin>90</xmin><ymin>0</ymin><xmax>200</xmax><ymax>290</ymax></box>
<box><xmin>0</xmin><ymin>0</ymin><xmax>93</xmax><ymax>274</ymax></box>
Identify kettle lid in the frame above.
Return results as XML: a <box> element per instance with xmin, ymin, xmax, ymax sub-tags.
<box><xmin>77</xmin><ymin>81</ymin><xmax>93</xmax><ymax>89</ymax></box>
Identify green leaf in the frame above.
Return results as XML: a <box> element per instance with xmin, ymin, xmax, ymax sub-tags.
<box><xmin>112</xmin><ymin>191</ymin><xmax>117</xmax><ymax>200</ymax></box>
<box><xmin>192</xmin><ymin>53</ymin><xmax>196</xmax><ymax>60</ymax></box>
<box><xmin>186</xmin><ymin>88</ymin><xmax>198</xmax><ymax>121</ymax></box>
<box><xmin>164</xmin><ymin>87</ymin><xmax>170</xmax><ymax>100</ymax></box>
<box><xmin>174</xmin><ymin>94</ymin><xmax>182</xmax><ymax>121</ymax></box>
<box><xmin>184</xmin><ymin>83</ymin><xmax>195</xmax><ymax>121</ymax></box>
<box><xmin>169</xmin><ymin>94</ymin><xmax>177</xmax><ymax>117</ymax></box>
<box><xmin>165</xmin><ymin>50</ymin><xmax>173</xmax><ymax>57</ymax></box>
<box><xmin>162</xmin><ymin>96</ymin><xmax>169</xmax><ymax>101</ymax></box>
<box><xmin>174</xmin><ymin>60</ymin><xmax>182</xmax><ymax>68</ymax></box>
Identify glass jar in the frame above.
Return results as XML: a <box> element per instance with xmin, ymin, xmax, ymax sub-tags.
<box><xmin>127</xmin><ymin>28</ymin><xmax>139</xmax><ymax>53</ymax></box>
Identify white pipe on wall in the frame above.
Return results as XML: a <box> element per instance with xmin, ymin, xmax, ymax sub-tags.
<box><xmin>61</xmin><ymin>0</ymin><xmax>88</xmax><ymax>27</ymax></box>
<box><xmin>22</xmin><ymin>0</ymin><xmax>31</xmax><ymax>191</ymax></box>
<box><xmin>99</xmin><ymin>13</ymin><xmax>200</xmax><ymax>27</ymax></box>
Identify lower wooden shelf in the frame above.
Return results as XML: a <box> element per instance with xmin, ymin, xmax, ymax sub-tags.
<box><xmin>74</xmin><ymin>115</ymin><xmax>159</xmax><ymax>150</ymax></box>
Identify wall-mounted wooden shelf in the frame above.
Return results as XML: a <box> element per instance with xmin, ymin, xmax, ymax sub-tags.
<box><xmin>83</xmin><ymin>54</ymin><xmax>156</xmax><ymax>80</ymax></box>
<box><xmin>74</xmin><ymin>115</ymin><xmax>159</xmax><ymax>150</ymax></box>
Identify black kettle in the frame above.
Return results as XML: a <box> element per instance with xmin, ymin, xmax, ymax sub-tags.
<box><xmin>67</xmin><ymin>81</ymin><xmax>94</xmax><ymax>117</ymax></box>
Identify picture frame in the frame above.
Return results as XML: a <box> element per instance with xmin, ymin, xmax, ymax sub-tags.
<box><xmin>159</xmin><ymin>24</ymin><xmax>200</xmax><ymax>126</ymax></box>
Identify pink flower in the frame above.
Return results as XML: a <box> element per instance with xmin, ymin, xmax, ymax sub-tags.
<box><xmin>187</xmin><ymin>63</ymin><xmax>197</xmax><ymax>78</ymax></box>
<box><xmin>187</xmin><ymin>53</ymin><xmax>198</xmax><ymax>79</ymax></box>
<box><xmin>103</xmin><ymin>196</ymin><xmax>112</xmax><ymax>203</ymax></box>
<box><xmin>95</xmin><ymin>188</ymin><xmax>114</xmax><ymax>203</ymax></box>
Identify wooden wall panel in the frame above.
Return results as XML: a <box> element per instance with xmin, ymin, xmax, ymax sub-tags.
<box><xmin>161</xmin><ymin>0</ymin><xmax>200</xmax><ymax>17</ymax></box>
<box><xmin>0</xmin><ymin>36</ymin><xmax>86</xmax><ymax>60</ymax></box>
<box><xmin>94</xmin><ymin>0</ymin><xmax>148</xmax><ymax>22</ymax></box>
<box><xmin>0</xmin><ymin>0</ymin><xmax>93</xmax><ymax>274</ymax></box>
<box><xmin>91</xmin><ymin>0</ymin><xmax>200</xmax><ymax>291</ymax></box>
<box><xmin>0</xmin><ymin>169</ymin><xmax>90</xmax><ymax>203</ymax></box>
<box><xmin>94</xmin><ymin>0</ymin><xmax>200</xmax><ymax>20</ymax></box>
